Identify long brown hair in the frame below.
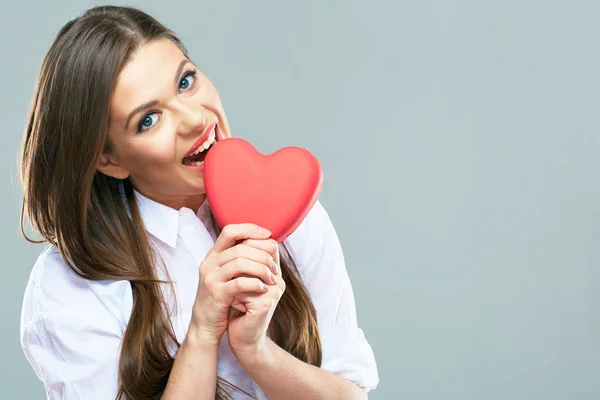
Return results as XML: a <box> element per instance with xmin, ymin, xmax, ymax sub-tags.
<box><xmin>19</xmin><ymin>5</ymin><xmax>321</xmax><ymax>399</ymax></box>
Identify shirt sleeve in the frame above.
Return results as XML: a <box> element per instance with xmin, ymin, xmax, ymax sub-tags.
<box><xmin>20</xmin><ymin>248</ymin><xmax>129</xmax><ymax>400</ymax></box>
<box><xmin>285</xmin><ymin>200</ymin><xmax>380</xmax><ymax>392</ymax></box>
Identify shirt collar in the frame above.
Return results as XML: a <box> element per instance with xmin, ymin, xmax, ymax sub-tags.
<box><xmin>133</xmin><ymin>190</ymin><xmax>181</xmax><ymax>248</ymax></box>
<box><xmin>119</xmin><ymin>179</ymin><xmax>211</xmax><ymax>248</ymax></box>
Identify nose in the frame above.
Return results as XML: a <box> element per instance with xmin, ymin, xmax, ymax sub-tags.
<box><xmin>177</xmin><ymin>103</ymin><xmax>206</xmax><ymax>135</ymax></box>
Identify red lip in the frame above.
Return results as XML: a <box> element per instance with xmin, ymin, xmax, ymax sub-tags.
<box><xmin>184</xmin><ymin>122</ymin><xmax>217</xmax><ymax>158</ymax></box>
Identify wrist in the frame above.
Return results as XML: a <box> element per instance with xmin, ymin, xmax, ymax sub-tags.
<box><xmin>235</xmin><ymin>337</ymin><xmax>274</xmax><ymax>370</ymax></box>
<box><xmin>185</xmin><ymin>323</ymin><xmax>223</xmax><ymax>350</ymax></box>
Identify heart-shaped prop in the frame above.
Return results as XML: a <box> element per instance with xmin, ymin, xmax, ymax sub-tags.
<box><xmin>204</xmin><ymin>138</ymin><xmax>323</xmax><ymax>243</ymax></box>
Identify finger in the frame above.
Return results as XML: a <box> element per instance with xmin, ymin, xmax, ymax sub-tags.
<box><xmin>207</xmin><ymin>224</ymin><xmax>271</xmax><ymax>258</ymax></box>
<box><xmin>217</xmin><ymin>258</ymin><xmax>278</xmax><ymax>286</ymax></box>
<box><xmin>235</xmin><ymin>285</ymin><xmax>284</xmax><ymax>305</ymax></box>
<box><xmin>230</xmin><ymin>302</ymin><xmax>247</xmax><ymax>313</ymax></box>
<box><xmin>215</xmin><ymin>244</ymin><xmax>278</xmax><ymax>274</ymax></box>
<box><xmin>231</xmin><ymin>304</ymin><xmax>247</xmax><ymax>313</ymax></box>
<box><xmin>229</xmin><ymin>306</ymin><xmax>246</xmax><ymax>320</ymax></box>
<box><xmin>240</xmin><ymin>239</ymin><xmax>280</xmax><ymax>273</ymax></box>
<box><xmin>222</xmin><ymin>276</ymin><xmax>269</xmax><ymax>298</ymax></box>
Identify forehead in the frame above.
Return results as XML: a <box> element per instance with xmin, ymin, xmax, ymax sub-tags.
<box><xmin>110</xmin><ymin>38</ymin><xmax>187</xmax><ymax>120</ymax></box>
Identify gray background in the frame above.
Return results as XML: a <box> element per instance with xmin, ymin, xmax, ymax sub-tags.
<box><xmin>2</xmin><ymin>1</ymin><xmax>599</xmax><ymax>399</ymax></box>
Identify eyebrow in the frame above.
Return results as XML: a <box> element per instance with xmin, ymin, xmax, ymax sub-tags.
<box><xmin>123</xmin><ymin>59</ymin><xmax>191</xmax><ymax>131</ymax></box>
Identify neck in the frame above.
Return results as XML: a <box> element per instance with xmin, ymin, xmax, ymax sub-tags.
<box><xmin>138</xmin><ymin>190</ymin><xmax>206</xmax><ymax>213</ymax></box>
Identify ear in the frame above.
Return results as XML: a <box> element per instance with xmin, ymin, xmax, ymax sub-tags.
<box><xmin>96</xmin><ymin>153</ymin><xmax>129</xmax><ymax>180</ymax></box>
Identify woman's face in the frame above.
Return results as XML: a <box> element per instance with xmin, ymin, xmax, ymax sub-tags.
<box><xmin>100</xmin><ymin>38</ymin><xmax>231</xmax><ymax>211</ymax></box>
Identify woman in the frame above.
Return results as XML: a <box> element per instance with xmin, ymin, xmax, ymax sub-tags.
<box><xmin>19</xmin><ymin>5</ymin><xmax>378</xmax><ymax>400</ymax></box>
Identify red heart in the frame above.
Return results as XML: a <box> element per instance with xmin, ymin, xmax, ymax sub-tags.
<box><xmin>204</xmin><ymin>138</ymin><xmax>323</xmax><ymax>243</ymax></box>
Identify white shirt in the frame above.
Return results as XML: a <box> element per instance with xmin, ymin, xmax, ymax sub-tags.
<box><xmin>20</xmin><ymin>191</ymin><xmax>379</xmax><ymax>399</ymax></box>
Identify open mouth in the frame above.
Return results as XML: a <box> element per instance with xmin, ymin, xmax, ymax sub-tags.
<box><xmin>182</xmin><ymin>123</ymin><xmax>218</xmax><ymax>166</ymax></box>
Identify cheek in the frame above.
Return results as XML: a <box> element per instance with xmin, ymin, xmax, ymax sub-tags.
<box><xmin>126</xmin><ymin>134</ymin><xmax>177</xmax><ymax>167</ymax></box>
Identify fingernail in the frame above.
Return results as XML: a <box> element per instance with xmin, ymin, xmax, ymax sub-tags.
<box><xmin>259</xmin><ymin>227</ymin><xmax>271</xmax><ymax>236</ymax></box>
<box><xmin>270</xmin><ymin>274</ymin><xmax>278</xmax><ymax>284</ymax></box>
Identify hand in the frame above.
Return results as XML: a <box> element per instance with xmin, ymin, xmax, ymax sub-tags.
<box><xmin>188</xmin><ymin>224</ymin><xmax>280</xmax><ymax>346</ymax></box>
<box><xmin>227</xmin><ymin>238</ymin><xmax>286</xmax><ymax>360</ymax></box>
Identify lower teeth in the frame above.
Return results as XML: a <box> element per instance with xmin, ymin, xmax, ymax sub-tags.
<box><xmin>183</xmin><ymin>141</ymin><xmax>215</xmax><ymax>166</ymax></box>
<box><xmin>183</xmin><ymin>159</ymin><xmax>204</xmax><ymax>166</ymax></box>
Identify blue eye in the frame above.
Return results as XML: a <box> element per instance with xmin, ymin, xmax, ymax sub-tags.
<box><xmin>135</xmin><ymin>69</ymin><xmax>197</xmax><ymax>133</ymax></box>
<box><xmin>137</xmin><ymin>112</ymin><xmax>159</xmax><ymax>132</ymax></box>
<box><xmin>179</xmin><ymin>70</ymin><xmax>196</xmax><ymax>91</ymax></box>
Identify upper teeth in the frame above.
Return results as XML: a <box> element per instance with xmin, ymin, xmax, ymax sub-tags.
<box><xmin>189</xmin><ymin>129</ymin><xmax>216</xmax><ymax>156</ymax></box>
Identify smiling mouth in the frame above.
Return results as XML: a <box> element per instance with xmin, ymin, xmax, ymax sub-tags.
<box><xmin>182</xmin><ymin>124</ymin><xmax>218</xmax><ymax>166</ymax></box>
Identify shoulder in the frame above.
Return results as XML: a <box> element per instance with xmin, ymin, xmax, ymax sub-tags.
<box><xmin>21</xmin><ymin>245</ymin><xmax>73</xmax><ymax>325</ymax></box>
<box><xmin>20</xmin><ymin>244</ymin><xmax>132</xmax><ymax>336</ymax></box>
<box><xmin>20</xmin><ymin>246</ymin><xmax>129</xmax><ymax>395</ymax></box>
<box><xmin>285</xmin><ymin>199</ymin><xmax>327</xmax><ymax>250</ymax></box>
<box><xmin>283</xmin><ymin>199</ymin><xmax>342</xmax><ymax>272</ymax></box>
<box><xmin>22</xmin><ymin>245</ymin><xmax>91</xmax><ymax>306</ymax></box>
